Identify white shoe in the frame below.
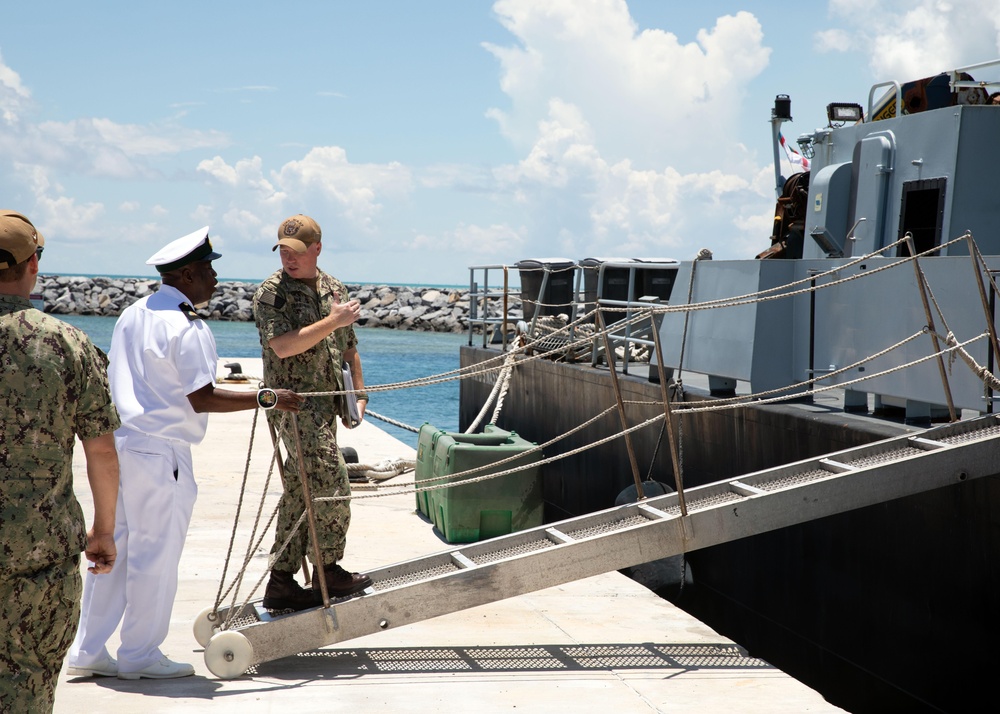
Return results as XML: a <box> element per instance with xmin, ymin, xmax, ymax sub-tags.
<box><xmin>117</xmin><ymin>655</ymin><xmax>195</xmax><ymax>680</ymax></box>
<box><xmin>67</xmin><ymin>653</ymin><xmax>118</xmax><ymax>677</ymax></box>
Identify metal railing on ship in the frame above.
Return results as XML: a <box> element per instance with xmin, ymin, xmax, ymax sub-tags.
<box><xmin>467</xmin><ymin>263</ymin><xmax>516</xmax><ymax>351</ymax></box>
<box><xmin>467</xmin><ymin>259</ymin><xmax>680</xmax><ymax>375</ymax></box>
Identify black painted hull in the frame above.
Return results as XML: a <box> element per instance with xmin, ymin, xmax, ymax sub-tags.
<box><xmin>459</xmin><ymin>345</ymin><xmax>1000</xmax><ymax>714</ymax></box>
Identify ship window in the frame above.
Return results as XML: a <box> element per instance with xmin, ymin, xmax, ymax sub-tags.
<box><xmin>897</xmin><ymin>178</ymin><xmax>946</xmax><ymax>257</ymax></box>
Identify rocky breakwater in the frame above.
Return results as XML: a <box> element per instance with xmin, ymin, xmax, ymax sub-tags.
<box><xmin>35</xmin><ymin>275</ymin><xmax>522</xmax><ymax>334</ymax></box>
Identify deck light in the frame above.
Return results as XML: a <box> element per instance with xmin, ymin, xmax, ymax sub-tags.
<box><xmin>827</xmin><ymin>102</ymin><xmax>863</xmax><ymax>125</ymax></box>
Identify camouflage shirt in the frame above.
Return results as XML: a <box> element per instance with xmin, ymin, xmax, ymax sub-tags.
<box><xmin>253</xmin><ymin>268</ymin><xmax>358</xmax><ymax>417</ymax></box>
<box><xmin>0</xmin><ymin>294</ymin><xmax>120</xmax><ymax>575</ymax></box>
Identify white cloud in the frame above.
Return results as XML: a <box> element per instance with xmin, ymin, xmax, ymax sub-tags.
<box><xmin>485</xmin><ymin>1</ymin><xmax>771</xmax><ymax>173</ymax></box>
<box><xmin>815</xmin><ymin>28</ymin><xmax>853</xmax><ymax>53</ymax></box>
<box><xmin>419</xmin><ymin>163</ymin><xmax>497</xmax><ymax>192</ymax></box>
<box><xmin>466</xmin><ymin>0</ymin><xmax>781</xmax><ymax>264</ymax></box>
<box><xmin>481</xmin><ymin>73</ymin><xmax>768</xmax><ymax>262</ymax></box>
<box><xmin>413</xmin><ymin>222</ymin><xmax>527</xmax><ymax>256</ymax></box>
<box><xmin>1</xmin><ymin>111</ymin><xmax>228</xmax><ymax>181</ymax></box>
<box><xmin>274</xmin><ymin>147</ymin><xmax>413</xmax><ymax>232</ymax></box>
<box><xmin>191</xmin><ymin>204</ymin><xmax>214</xmax><ymax>226</ymax></box>
<box><xmin>36</xmin><ymin>117</ymin><xmax>224</xmax><ymax>158</ymax></box>
<box><xmin>0</xmin><ymin>52</ymin><xmax>28</xmax><ymax>96</ymax></box>
<box><xmin>21</xmin><ymin>166</ymin><xmax>106</xmax><ymax>240</ymax></box>
<box><xmin>198</xmin><ymin>155</ymin><xmax>277</xmax><ymax>194</ymax></box>
<box><xmin>220</xmin><ymin>208</ymin><xmax>264</xmax><ymax>233</ymax></box>
<box><xmin>827</xmin><ymin>0</ymin><xmax>1000</xmax><ymax>79</ymax></box>
<box><xmin>0</xmin><ymin>51</ymin><xmax>30</xmax><ymax>126</ymax></box>
<box><xmin>2</xmin><ymin>49</ymin><xmax>228</xmax><ymax>183</ymax></box>
<box><xmin>195</xmin><ymin>146</ymin><xmax>414</xmax><ymax>251</ymax></box>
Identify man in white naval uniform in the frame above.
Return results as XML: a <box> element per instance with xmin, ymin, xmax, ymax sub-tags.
<box><xmin>67</xmin><ymin>227</ymin><xmax>303</xmax><ymax>680</ymax></box>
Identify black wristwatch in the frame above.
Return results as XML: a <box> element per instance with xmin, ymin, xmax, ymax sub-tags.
<box><xmin>257</xmin><ymin>388</ymin><xmax>278</xmax><ymax>410</ymax></box>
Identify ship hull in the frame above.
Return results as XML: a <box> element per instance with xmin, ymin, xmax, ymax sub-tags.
<box><xmin>459</xmin><ymin>345</ymin><xmax>999</xmax><ymax>713</ymax></box>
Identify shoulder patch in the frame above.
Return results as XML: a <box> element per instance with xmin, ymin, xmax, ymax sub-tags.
<box><xmin>256</xmin><ymin>290</ymin><xmax>285</xmax><ymax>309</ymax></box>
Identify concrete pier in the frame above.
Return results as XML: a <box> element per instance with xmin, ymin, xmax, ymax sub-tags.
<box><xmin>54</xmin><ymin>358</ymin><xmax>843</xmax><ymax>714</ymax></box>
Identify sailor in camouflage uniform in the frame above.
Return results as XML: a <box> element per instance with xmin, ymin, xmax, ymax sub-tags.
<box><xmin>0</xmin><ymin>210</ymin><xmax>120</xmax><ymax>713</ymax></box>
<box><xmin>253</xmin><ymin>214</ymin><xmax>372</xmax><ymax>609</ymax></box>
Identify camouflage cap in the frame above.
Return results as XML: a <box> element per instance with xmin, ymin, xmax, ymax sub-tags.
<box><xmin>0</xmin><ymin>210</ymin><xmax>45</xmax><ymax>270</ymax></box>
<box><xmin>273</xmin><ymin>214</ymin><xmax>322</xmax><ymax>253</ymax></box>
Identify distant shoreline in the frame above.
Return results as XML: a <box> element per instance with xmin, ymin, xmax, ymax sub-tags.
<box><xmin>34</xmin><ymin>274</ymin><xmax>522</xmax><ymax>334</ymax></box>
<box><xmin>39</xmin><ymin>272</ymin><xmax>469</xmax><ymax>290</ymax></box>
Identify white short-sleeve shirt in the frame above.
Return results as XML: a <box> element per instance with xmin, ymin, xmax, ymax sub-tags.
<box><xmin>109</xmin><ymin>283</ymin><xmax>218</xmax><ymax>444</ymax></box>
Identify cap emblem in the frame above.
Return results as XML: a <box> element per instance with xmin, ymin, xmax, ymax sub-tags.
<box><xmin>283</xmin><ymin>219</ymin><xmax>304</xmax><ymax>237</ymax></box>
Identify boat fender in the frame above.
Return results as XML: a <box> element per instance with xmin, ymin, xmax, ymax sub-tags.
<box><xmin>615</xmin><ymin>481</ymin><xmax>693</xmax><ymax>600</ymax></box>
<box><xmin>614</xmin><ymin>480</ymin><xmax>673</xmax><ymax>505</ymax></box>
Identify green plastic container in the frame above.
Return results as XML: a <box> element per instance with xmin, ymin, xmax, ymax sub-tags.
<box><xmin>429</xmin><ymin>425</ymin><xmax>543</xmax><ymax>543</ymax></box>
<box><xmin>413</xmin><ymin>422</ymin><xmax>444</xmax><ymax>517</ymax></box>
<box><xmin>415</xmin><ymin>423</ymin><xmax>446</xmax><ymax>517</ymax></box>
<box><xmin>415</xmin><ymin>425</ymin><xmax>504</xmax><ymax>517</ymax></box>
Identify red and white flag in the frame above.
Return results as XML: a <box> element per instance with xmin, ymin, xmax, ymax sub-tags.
<box><xmin>779</xmin><ymin>132</ymin><xmax>810</xmax><ymax>171</ymax></box>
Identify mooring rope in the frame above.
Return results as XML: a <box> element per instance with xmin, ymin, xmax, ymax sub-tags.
<box><xmin>465</xmin><ymin>346</ymin><xmax>519</xmax><ymax>433</ymax></box>
<box><xmin>347</xmin><ymin>458</ymin><xmax>416</xmax><ymax>481</ymax></box>
<box><xmin>364</xmin><ymin>409</ymin><xmax>419</xmax><ymax>433</ymax></box>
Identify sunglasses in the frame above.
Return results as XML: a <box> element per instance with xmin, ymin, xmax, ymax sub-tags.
<box><xmin>35</xmin><ymin>246</ymin><xmax>44</xmax><ymax>261</ymax></box>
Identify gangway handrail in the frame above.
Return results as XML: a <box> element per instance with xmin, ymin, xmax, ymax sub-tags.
<box><xmin>198</xmin><ymin>415</ymin><xmax>1000</xmax><ymax>678</ymax></box>
<box><xmin>467</xmin><ymin>263</ymin><xmax>516</xmax><ymax>350</ymax></box>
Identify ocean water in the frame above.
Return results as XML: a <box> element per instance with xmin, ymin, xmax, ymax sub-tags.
<box><xmin>56</xmin><ymin>314</ymin><xmax>466</xmax><ymax>448</ymax></box>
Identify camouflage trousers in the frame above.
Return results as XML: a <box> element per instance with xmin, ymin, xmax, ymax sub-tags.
<box><xmin>0</xmin><ymin>556</ymin><xmax>81</xmax><ymax>714</ymax></box>
<box><xmin>269</xmin><ymin>406</ymin><xmax>352</xmax><ymax>572</ymax></box>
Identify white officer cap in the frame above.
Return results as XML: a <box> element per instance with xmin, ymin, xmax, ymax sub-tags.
<box><xmin>146</xmin><ymin>226</ymin><xmax>221</xmax><ymax>274</ymax></box>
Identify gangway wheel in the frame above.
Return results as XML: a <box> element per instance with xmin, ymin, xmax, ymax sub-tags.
<box><xmin>193</xmin><ymin>605</ymin><xmax>223</xmax><ymax>648</ymax></box>
<box><xmin>205</xmin><ymin>631</ymin><xmax>253</xmax><ymax>679</ymax></box>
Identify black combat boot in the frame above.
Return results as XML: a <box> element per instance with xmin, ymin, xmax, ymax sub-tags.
<box><xmin>312</xmin><ymin>562</ymin><xmax>373</xmax><ymax>598</ymax></box>
<box><xmin>262</xmin><ymin>569</ymin><xmax>322</xmax><ymax>611</ymax></box>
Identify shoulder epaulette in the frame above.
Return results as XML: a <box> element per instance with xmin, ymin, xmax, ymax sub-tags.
<box><xmin>178</xmin><ymin>302</ymin><xmax>203</xmax><ymax>321</ymax></box>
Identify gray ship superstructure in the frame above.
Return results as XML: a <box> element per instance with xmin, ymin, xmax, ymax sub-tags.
<box><xmin>458</xmin><ymin>60</ymin><xmax>1000</xmax><ymax>713</ymax></box>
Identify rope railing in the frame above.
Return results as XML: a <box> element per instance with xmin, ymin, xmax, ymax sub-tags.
<box><xmin>233</xmin><ymin>235</ymin><xmax>976</xmax><ymax>408</ymax></box>
<box><xmin>312</xmin><ymin>330</ymin><xmax>988</xmax><ymax>503</ymax></box>
<box><xmin>211</xmin><ymin>230</ymin><xmax>998</xmax><ymax>621</ymax></box>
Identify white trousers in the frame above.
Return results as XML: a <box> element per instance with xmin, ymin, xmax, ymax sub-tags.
<box><xmin>69</xmin><ymin>429</ymin><xmax>197</xmax><ymax>673</ymax></box>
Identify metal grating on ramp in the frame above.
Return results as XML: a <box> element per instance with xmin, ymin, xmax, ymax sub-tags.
<box><xmin>655</xmin><ymin>489</ymin><xmax>745</xmax><ymax>516</ymax></box>
<box><xmin>473</xmin><ymin>537</ymin><xmax>553</xmax><ymax>565</ymax></box>
<box><xmin>756</xmin><ymin>468</ymin><xmax>832</xmax><ymax>492</ymax></box>
<box><xmin>939</xmin><ymin>422</ymin><xmax>1000</xmax><ymax>444</ymax></box>
<box><xmin>373</xmin><ymin>562</ymin><xmax>457</xmax><ymax>591</ymax></box>
<box><xmin>846</xmin><ymin>445</ymin><xmax>925</xmax><ymax>468</ymax></box>
<box><xmin>566</xmin><ymin>514</ymin><xmax>648</xmax><ymax>539</ymax></box>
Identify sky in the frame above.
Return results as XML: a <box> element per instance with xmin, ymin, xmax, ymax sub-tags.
<box><xmin>2</xmin><ymin>1</ymin><xmax>1000</xmax><ymax>285</ymax></box>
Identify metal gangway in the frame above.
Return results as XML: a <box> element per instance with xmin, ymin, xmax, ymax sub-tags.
<box><xmin>197</xmin><ymin>415</ymin><xmax>1000</xmax><ymax>678</ymax></box>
